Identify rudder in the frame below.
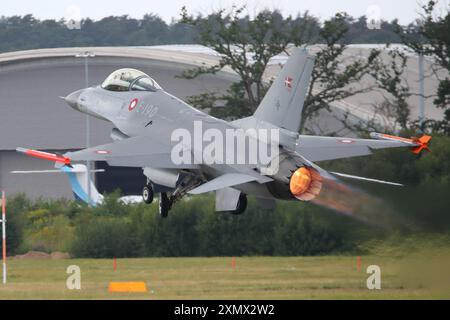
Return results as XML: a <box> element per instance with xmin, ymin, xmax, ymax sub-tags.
<box><xmin>254</xmin><ymin>48</ymin><xmax>314</xmax><ymax>132</ymax></box>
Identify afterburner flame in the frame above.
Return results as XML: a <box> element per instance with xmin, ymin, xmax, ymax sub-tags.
<box><xmin>289</xmin><ymin>167</ymin><xmax>323</xmax><ymax>201</ymax></box>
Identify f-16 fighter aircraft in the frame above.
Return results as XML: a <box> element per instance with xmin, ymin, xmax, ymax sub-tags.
<box><xmin>16</xmin><ymin>48</ymin><xmax>431</xmax><ymax>218</ymax></box>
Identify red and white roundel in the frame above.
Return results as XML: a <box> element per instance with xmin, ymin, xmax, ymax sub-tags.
<box><xmin>95</xmin><ymin>150</ymin><xmax>111</xmax><ymax>155</ymax></box>
<box><xmin>337</xmin><ymin>139</ymin><xmax>355</xmax><ymax>144</ymax></box>
<box><xmin>128</xmin><ymin>98</ymin><xmax>139</xmax><ymax>111</ymax></box>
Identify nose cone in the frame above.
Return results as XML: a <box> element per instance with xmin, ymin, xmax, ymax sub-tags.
<box><xmin>64</xmin><ymin>89</ymin><xmax>83</xmax><ymax>110</ymax></box>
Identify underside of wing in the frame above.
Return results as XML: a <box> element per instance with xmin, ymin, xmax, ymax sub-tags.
<box><xmin>189</xmin><ymin>173</ymin><xmax>261</xmax><ymax>194</ymax></box>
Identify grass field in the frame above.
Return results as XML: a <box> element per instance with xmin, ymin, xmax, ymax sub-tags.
<box><xmin>0</xmin><ymin>254</ymin><xmax>449</xmax><ymax>299</ymax></box>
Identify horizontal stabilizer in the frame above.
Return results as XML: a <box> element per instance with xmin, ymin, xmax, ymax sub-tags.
<box><xmin>370</xmin><ymin>132</ymin><xmax>432</xmax><ymax>154</ymax></box>
<box><xmin>295</xmin><ymin>132</ymin><xmax>432</xmax><ymax>162</ymax></box>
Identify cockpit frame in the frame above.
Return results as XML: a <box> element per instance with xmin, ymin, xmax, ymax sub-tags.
<box><xmin>101</xmin><ymin>68</ymin><xmax>162</xmax><ymax>92</ymax></box>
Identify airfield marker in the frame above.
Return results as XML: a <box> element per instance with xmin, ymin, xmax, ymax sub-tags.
<box><xmin>231</xmin><ymin>257</ymin><xmax>236</xmax><ymax>270</ymax></box>
<box><xmin>114</xmin><ymin>257</ymin><xmax>117</xmax><ymax>271</ymax></box>
<box><xmin>108</xmin><ymin>282</ymin><xmax>147</xmax><ymax>293</ymax></box>
<box><xmin>357</xmin><ymin>256</ymin><xmax>361</xmax><ymax>272</ymax></box>
<box><xmin>1</xmin><ymin>191</ymin><xmax>6</xmax><ymax>284</ymax></box>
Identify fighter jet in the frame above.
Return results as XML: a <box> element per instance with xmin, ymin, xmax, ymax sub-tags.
<box><xmin>16</xmin><ymin>48</ymin><xmax>431</xmax><ymax>218</ymax></box>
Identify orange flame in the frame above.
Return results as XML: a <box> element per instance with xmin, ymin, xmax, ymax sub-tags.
<box><xmin>289</xmin><ymin>167</ymin><xmax>322</xmax><ymax>201</ymax></box>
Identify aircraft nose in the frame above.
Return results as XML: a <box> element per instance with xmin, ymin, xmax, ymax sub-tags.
<box><xmin>64</xmin><ymin>89</ymin><xmax>83</xmax><ymax>110</ymax></box>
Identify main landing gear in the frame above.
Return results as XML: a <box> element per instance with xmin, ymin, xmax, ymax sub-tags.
<box><xmin>141</xmin><ymin>184</ymin><xmax>171</xmax><ymax>218</ymax></box>
<box><xmin>142</xmin><ymin>177</ymin><xmax>247</xmax><ymax>218</ymax></box>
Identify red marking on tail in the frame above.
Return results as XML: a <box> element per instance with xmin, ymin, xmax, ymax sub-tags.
<box><xmin>411</xmin><ymin>135</ymin><xmax>432</xmax><ymax>154</ymax></box>
<box><xmin>380</xmin><ymin>134</ymin><xmax>432</xmax><ymax>154</ymax></box>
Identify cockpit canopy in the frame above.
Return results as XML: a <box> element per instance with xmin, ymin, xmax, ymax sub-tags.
<box><xmin>101</xmin><ymin>68</ymin><xmax>162</xmax><ymax>92</ymax></box>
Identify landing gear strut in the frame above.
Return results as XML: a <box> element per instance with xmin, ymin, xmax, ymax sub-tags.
<box><xmin>159</xmin><ymin>192</ymin><xmax>170</xmax><ymax>218</ymax></box>
<box><xmin>142</xmin><ymin>172</ymin><xmax>203</xmax><ymax>218</ymax></box>
<box><xmin>142</xmin><ymin>184</ymin><xmax>171</xmax><ymax>218</ymax></box>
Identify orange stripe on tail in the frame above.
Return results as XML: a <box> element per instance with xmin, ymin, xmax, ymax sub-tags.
<box><xmin>410</xmin><ymin>135</ymin><xmax>432</xmax><ymax>154</ymax></box>
<box><xmin>377</xmin><ymin>134</ymin><xmax>432</xmax><ymax>154</ymax></box>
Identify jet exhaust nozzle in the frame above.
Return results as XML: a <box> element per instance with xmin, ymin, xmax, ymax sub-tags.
<box><xmin>289</xmin><ymin>167</ymin><xmax>322</xmax><ymax>201</ymax></box>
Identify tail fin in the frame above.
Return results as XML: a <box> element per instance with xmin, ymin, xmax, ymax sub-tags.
<box><xmin>254</xmin><ymin>48</ymin><xmax>314</xmax><ymax>132</ymax></box>
<box><xmin>60</xmin><ymin>164</ymin><xmax>104</xmax><ymax>206</ymax></box>
<box><xmin>16</xmin><ymin>147</ymin><xmax>104</xmax><ymax>205</ymax></box>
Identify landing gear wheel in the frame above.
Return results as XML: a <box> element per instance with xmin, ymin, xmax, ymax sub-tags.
<box><xmin>159</xmin><ymin>192</ymin><xmax>170</xmax><ymax>218</ymax></box>
<box><xmin>142</xmin><ymin>185</ymin><xmax>154</xmax><ymax>204</ymax></box>
<box><xmin>231</xmin><ymin>194</ymin><xmax>247</xmax><ymax>215</ymax></box>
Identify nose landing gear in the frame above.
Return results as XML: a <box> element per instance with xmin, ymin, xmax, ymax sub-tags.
<box><xmin>141</xmin><ymin>185</ymin><xmax>171</xmax><ymax>217</ymax></box>
<box><xmin>142</xmin><ymin>184</ymin><xmax>154</xmax><ymax>204</ymax></box>
<box><xmin>142</xmin><ymin>185</ymin><xmax>171</xmax><ymax>217</ymax></box>
<box><xmin>142</xmin><ymin>174</ymin><xmax>202</xmax><ymax>218</ymax></box>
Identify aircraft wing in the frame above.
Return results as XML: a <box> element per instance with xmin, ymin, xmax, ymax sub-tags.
<box><xmin>295</xmin><ymin>133</ymin><xmax>431</xmax><ymax>162</ymax></box>
<box><xmin>189</xmin><ymin>173</ymin><xmax>258</xmax><ymax>194</ymax></box>
<box><xmin>63</xmin><ymin>134</ymin><xmax>199</xmax><ymax>169</ymax></box>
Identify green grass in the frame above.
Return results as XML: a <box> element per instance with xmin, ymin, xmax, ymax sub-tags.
<box><xmin>0</xmin><ymin>255</ymin><xmax>449</xmax><ymax>299</ymax></box>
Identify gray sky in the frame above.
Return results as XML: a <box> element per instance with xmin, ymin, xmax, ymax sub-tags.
<box><xmin>1</xmin><ymin>0</ymin><xmax>448</xmax><ymax>24</ymax></box>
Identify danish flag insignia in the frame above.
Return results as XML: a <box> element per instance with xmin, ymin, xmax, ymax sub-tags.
<box><xmin>284</xmin><ymin>76</ymin><xmax>293</xmax><ymax>89</ymax></box>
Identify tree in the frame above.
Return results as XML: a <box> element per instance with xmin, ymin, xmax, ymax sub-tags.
<box><xmin>0</xmin><ymin>13</ymin><xmax>410</xmax><ymax>54</ymax></box>
<box><xmin>179</xmin><ymin>8</ymin><xmax>381</xmax><ymax>132</ymax></box>
<box><xmin>302</xmin><ymin>13</ymin><xmax>381</xmax><ymax>132</ymax></box>
<box><xmin>397</xmin><ymin>0</ymin><xmax>450</xmax><ymax>134</ymax></box>
<box><xmin>179</xmin><ymin>6</ymin><xmax>319</xmax><ymax>118</ymax></box>
<box><xmin>340</xmin><ymin>48</ymin><xmax>414</xmax><ymax>133</ymax></box>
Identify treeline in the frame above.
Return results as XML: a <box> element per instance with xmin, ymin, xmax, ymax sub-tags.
<box><xmin>0</xmin><ymin>13</ymin><xmax>411</xmax><ymax>54</ymax></box>
<box><xmin>6</xmin><ymin>193</ymin><xmax>362</xmax><ymax>258</ymax></box>
<box><xmin>3</xmin><ymin>134</ymin><xmax>450</xmax><ymax>258</ymax></box>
